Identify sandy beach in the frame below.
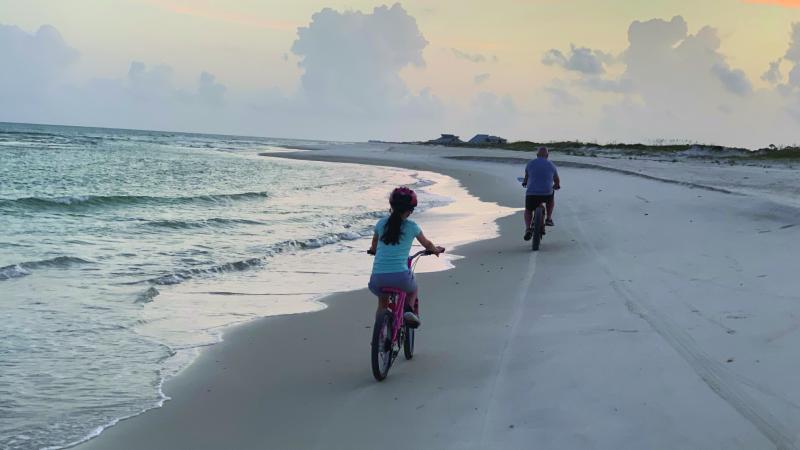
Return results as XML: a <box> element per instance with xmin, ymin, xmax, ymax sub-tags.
<box><xmin>76</xmin><ymin>144</ymin><xmax>800</xmax><ymax>450</ymax></box>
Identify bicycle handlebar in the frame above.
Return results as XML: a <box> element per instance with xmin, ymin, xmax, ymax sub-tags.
<box><xmin>411</xmin><ymin>247</ymin><xmax>446</xmax><ymax>258</ymax></box>
<box><xmin>366</xmin><ymin>247</ymin><xmax>445</xmax><ymax>258</ymax></box>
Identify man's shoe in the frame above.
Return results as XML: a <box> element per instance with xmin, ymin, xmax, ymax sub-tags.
<box><xmin>523</xmin><ymin>229</ymin><xmax>533</xmax><ymax>241</ymax></box>
<box><xmin>545</xmin><ymin>218</ymin><xmax>554</xmax><ymax>226</ymax></box>
<box><xmin>403</xmin><ymin>311</ymin><xmax>421</xmax><ymax>329</ymax></box>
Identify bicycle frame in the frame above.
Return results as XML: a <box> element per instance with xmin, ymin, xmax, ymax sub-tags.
<box><xmin>370</xmin><ymin>246</ymin><xmax>444</xmax><ymax>380</ymax></box>
<box><xmin>380</xmin><ymin>287</ymin><xmax>406</xmax><ymax>344</ymax></box>
<box><xmin>379</xmin><ymin>250</ymin><xmax>427</xmax><ymax>344</ymax></box>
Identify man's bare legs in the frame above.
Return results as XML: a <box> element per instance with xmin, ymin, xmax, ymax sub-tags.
<box><xmin>546</xmin><ymin>197</ymin><xmax>555</xmax><ymax>222</ymax></box>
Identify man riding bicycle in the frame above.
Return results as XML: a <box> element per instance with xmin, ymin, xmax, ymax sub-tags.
<box><xmin>522</xmin><ymin>147</ymin><xmax>560</xmax><ymax>241</ymax></box>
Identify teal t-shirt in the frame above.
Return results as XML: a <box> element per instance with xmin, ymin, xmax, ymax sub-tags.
<box><xmin>372</xmin><ymin>217</ymin><xmax>422</xmax><ymax>274</ymax></box>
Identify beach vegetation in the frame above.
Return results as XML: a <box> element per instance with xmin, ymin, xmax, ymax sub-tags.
<box><xmin>417</xmin><ymin>137</ymin><xmax>800</xmax><ymax>161</ymax></box>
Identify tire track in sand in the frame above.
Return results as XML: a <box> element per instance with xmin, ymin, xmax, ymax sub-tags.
<box><xmin>565</xmin><ymin>201</ymin><xmax>798</xmax><ymax>450</ymax></box>
<box><xmin>478</xmin><ymin>246</ymin><xmax>538</xmax><ymax>447</ymax></box>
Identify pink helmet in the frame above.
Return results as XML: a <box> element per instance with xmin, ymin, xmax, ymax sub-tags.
<box><xmin>389</xmin><ymin>186</ymin><xmax>418</xmax><ymax>210</ymax></box>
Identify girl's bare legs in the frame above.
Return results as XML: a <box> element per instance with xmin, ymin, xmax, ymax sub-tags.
<box><xmin>403</xmin><ymin>289</ymin><xmax>421</xmax><ymax>327</ymax></box>
<box><xmin>405</xmin><ymin>290</ymin><xmax>418</xmax><ymax>312</ymax></box>
<box><xmin>376</xmin><ymin>289</ymin><xmax>417</xmax><ymax>316</ymax></box>
<box><xmin>376</xmin><ymin>295</ymin><xmax>390</xmax><ymax>318</ymax></box>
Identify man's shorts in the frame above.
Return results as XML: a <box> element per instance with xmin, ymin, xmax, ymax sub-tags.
<box><xmin>525</xmin><ymin>193</ymin><xmax>554</xmax><ymax>211</ymax></box>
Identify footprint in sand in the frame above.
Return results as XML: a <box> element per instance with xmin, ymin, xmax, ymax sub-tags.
<box><xmin>725</xmin><ymin>312</ymin><xmax>752</xmax><ymax>320</ymax></box>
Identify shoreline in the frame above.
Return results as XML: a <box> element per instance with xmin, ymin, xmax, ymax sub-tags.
<box><xmin>77</xmin><ymin>144</ymin><xmax>800</xmax><ymax>449</ymax></box>
<box><xmin>73</xmin><ymin>148</ymin><xmax>520</xmax><ymax>450</ymax></box>
<box><xmin>68</xmin><ymin>151</ymin><xmax>511</xmax><ymax>450</ymax></box>
<box><xmin>131</xmin><ymin>163</ymin><xmax>472</xmax><ymax>374</ymax></box>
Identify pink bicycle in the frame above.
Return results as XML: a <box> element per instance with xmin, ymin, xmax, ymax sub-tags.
<box><xmin>368</xmin><ymin>248</ymin><xmax>444</xmax><ymax>381</ymax></box>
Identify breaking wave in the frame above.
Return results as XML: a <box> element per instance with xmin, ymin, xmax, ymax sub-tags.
<box><xmin>142</xmin><ymin>230</ymin><xmax>370</xmax><ymax>287</ymax></box>
<box><xmin>0</xmin><ymin>256</ymin><xmax>93</xmax><ymax>280</ymax></box>
<box><xmin>0</xmin><ymin>191</ymin><xmax>270</xmax><ymax>210</ymax></box>
<box><xmin>142</xmin><ymin>218</ymin><xmax>266</xmax><ymax>229</ymax></box>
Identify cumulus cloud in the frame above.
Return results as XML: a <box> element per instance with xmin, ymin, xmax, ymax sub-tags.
<box><xmin>127</xmin><ymin>62</ymin><xmax>175</xmax><ymax>100</ymax></box>
<box><xmin>626</xmin><ymin>16</ymin><xmax>688</xmax><ymax>56</ymax></box>
<box><xmin>577</xmin><ymin>76</ymin><xmax>633</xmax><ymax>93</ymax></box>
<box><xmin>278</xmin><ymin>3</ymin><xmax>444</xmax><ymax>139</ymax></box>
<box><xmin>1</xmin><ymin>5</ymin><xmax>445</xmax><ymax>141</ymax></box>
<box><xmin>711</xmin><ymin>63</ymin><xmax>753</xmax><ymax>96</ymax></box>
<box><xmin>451</xmin><ymin>48</ymin><xmax>494</xmax><ymax>63</ymax></box>
<box><xmin>11</xmin><ymin>8</ymin><xmax>800</xmax><ymax>147</ymax></box>
<box><xmin>0</xmin><ymin>21</ymin><xmax>231</xmax><ymax>131</ymax></box>
<box><xmin>290</xmin><ymin>3</ymin><xmax>434</xmax><ymax>116</ymax></box>
<box><xmin>597</xmin><ymin>18</ymin><xmax>755</xmax><ymax>103</ymax></box>
<box><xmin>762</xmin><ymin>59</ymin><xmax>783</xmax><ymax>84</ymax></box>
<box><xmin>198</xmin><ymin>71</ymin><xmax>227</xmax><ymax>106</ymax></box>
<box><xmin>474</xmin><ymin>73</ymin><xmax>491</xmax><ymax>84</ymax></box>
<box><xmin>786</xmin><ymin>23</ymin><xmax>800</xmax><ymax>61</ymax></box>
<box><xmin>536</xmin><ymin>15</ymin><xmax>800</xmax><ymax>147</ymax></box>
<box><xmin>66</xmin><ymin>62</ymin><xmax>230</xmax><ymax>131</ymax></box>
<box><xmin>783</xmin><ymin>23</ymin><xmax>800</xmax><ymax>87</ymax></box>
<box><xmin>0</xmin><ymin>24</ymin><xmax>78</xmax><ymax>102</ymax></box>
<box><xmin>116</xmin><ymin>62</ymin><xmax>228</xmax><ymax>108</ymax></box>
<box><xmin>542</xmin><ymin>45</ymin><xmax>613</xmax><ymax>75</ymax></box>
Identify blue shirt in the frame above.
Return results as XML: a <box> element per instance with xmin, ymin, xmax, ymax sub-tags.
<box><xmin>525</xmin><ymin>158</ymin><xmax>558</xmax><ymax>195</ymax></box>
<box><xmin>372</xmin><ymin>217</ymin><xmax>421</xmax><ymax>274</ymax></box>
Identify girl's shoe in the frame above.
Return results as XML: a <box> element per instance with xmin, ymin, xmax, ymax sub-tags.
<box><xmin>403</xmin><ymin>311</ymin><xmax>421</xmax><ymax>328</ymax></box>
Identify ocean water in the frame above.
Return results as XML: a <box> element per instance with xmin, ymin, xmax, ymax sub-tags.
<box><xmin>0</xmin><ymin>123</ymin><xmax>451</xmax><ymax>449</ymax></box>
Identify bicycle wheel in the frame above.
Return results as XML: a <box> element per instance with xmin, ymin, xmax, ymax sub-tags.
<box><xmin>532</xmin><ymin>205</ymin><xmax>544</xmax><ymax>251</ymax></box>
<box><xmin>371</xmin><ymin>309</ymin><xmax>393</xmax><ymax>381</ymax></box>
<box><xmin>403</xmin><ymin>326</ymin><xmax>415</xmax><ymax>359</ymax></box>
<box><xmin>404</xmin><ymin>297</ymin><xmax>419</xmax><ymax>360</ymax></box>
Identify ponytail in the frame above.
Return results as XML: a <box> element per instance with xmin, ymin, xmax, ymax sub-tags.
<box><xmin>381</xmin><ymin>208</ymin><xmax>408</xmax><ymax>245</ymax></box>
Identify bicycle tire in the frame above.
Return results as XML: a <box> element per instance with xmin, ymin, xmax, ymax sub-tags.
<box><xmin>404</xmin><ymin>297</ymin><xmax>419</xmax><ymax>360</ymax></box>
<box><xmin>532</xmin><ymin>205</ymin><xmax>544</xmax><ymax>251</ymax></box>
<box><xmin>371</xmin><ymin>309</ymin><xmax>393</xmax><ymax>381</ymax></box>
<box><xmin>403</xmin><ymin>326</ymin><xmax>415</xmax><ymax>359</ymax></box>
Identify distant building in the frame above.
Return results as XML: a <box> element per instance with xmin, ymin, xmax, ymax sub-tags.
<box><xmin>427</xmin><ymin>134</ymin><xmax>463</xmax><ymax>145</ymax></box>
<box><xmin>468</xmin><ymin>134</ymin><xmax>507</xmax><ymax>145</ymax></box>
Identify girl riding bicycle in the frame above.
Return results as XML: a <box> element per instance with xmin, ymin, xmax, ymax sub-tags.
<box><xmin>367</xmin><ymin>187</ymin><xmax>443</xmax><ymax>328</ymax></box>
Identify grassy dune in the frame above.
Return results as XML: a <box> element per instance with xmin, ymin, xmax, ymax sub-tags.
<box><xmin>420</xmin><ymin>140</ymin><xmax>800</xmax><ymax>161</ymax></box>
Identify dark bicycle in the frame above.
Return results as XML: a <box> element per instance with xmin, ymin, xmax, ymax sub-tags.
<box><xmin>519</xmin><ymin>177</ymin><xmax>549</xmax><ymax>251</ymax></box>
<box><xmin>528</xmin><ymin>201</ymin><xmax>546</xmax><ymax>251</ymax></box>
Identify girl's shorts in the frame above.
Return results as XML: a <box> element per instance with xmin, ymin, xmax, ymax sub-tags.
<box><xmin>368</xmin><ymin>271</ymin><xmax>417</xmax><ymax>296</ymax></box>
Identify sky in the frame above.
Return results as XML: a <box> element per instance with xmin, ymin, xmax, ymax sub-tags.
<box><xmin>3</xmin><ymin>0</ymin><xmax>800</xmax><ymax>147</ymax></box>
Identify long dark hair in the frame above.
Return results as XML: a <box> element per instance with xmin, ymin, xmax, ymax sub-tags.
<box><xmin>382</xmin><ymin>206</ymin><xmax>412</xmax><ymax>245</ymax></box>
<box><xmin>381</xmin><ymin>187</ymin><xmax>417</xmax><ymax>245</ymax></box>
